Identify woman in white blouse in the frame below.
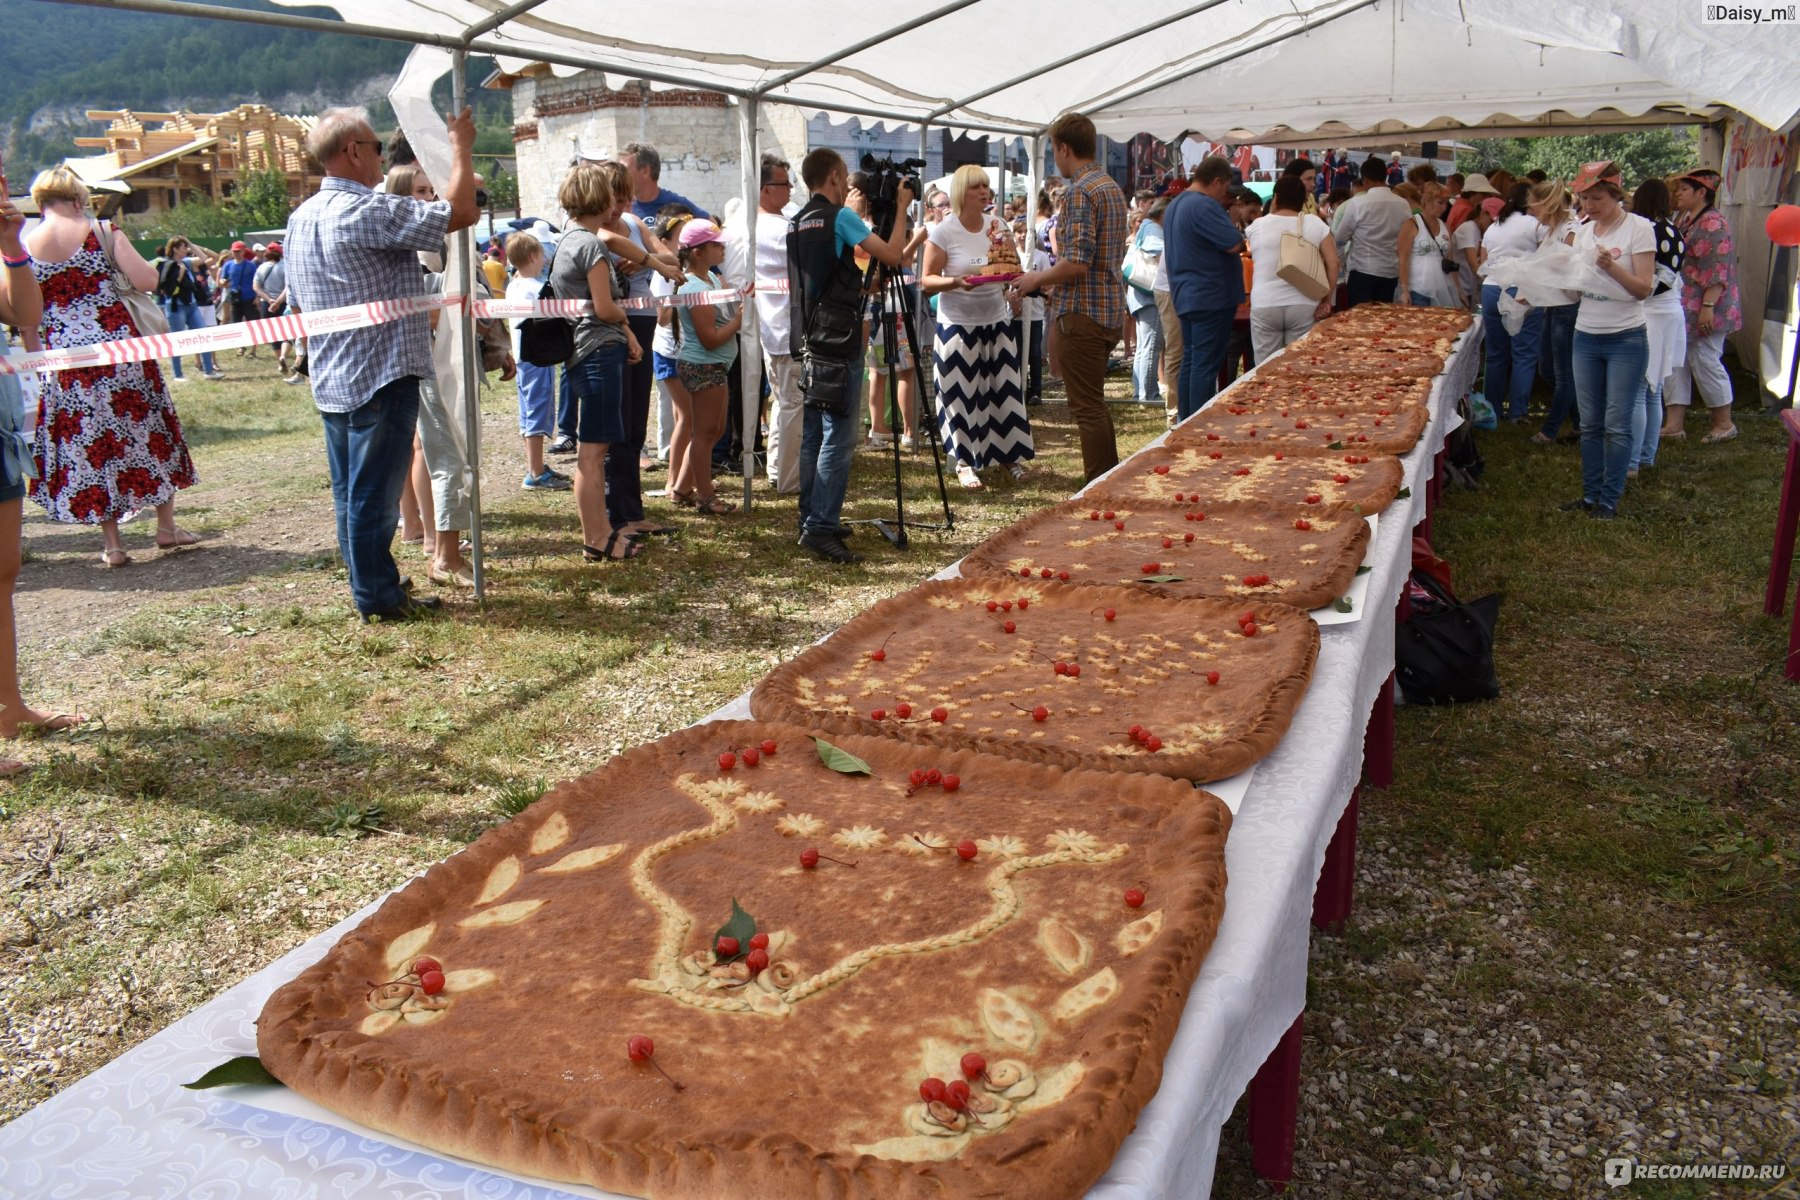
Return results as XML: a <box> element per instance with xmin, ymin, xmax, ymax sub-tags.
<box><xmin>1396</xmin><ymin>183</ymin><xmax>1458</xmax><ymax>309</ymax></box>
<box><xmin>1243</xmin><ymin>173</ymin><xmax>1337</xmax><ymax>363</ymax></box>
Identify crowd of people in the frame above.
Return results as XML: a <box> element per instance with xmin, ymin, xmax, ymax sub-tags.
<box><xmin>0</xmin><ymin>110</ymin><xmax>1750</xmax><ymax>629</ymax></box>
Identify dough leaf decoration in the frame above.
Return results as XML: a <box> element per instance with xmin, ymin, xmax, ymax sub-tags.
<box><xmin>1332</xmin><ymin>597</ymin><xmax>1354</xmax><ymax>614</ymax></box>
<box><xmin>813</xmin><ymin>737</ymin><xmax>873</xmax><ymax>776</ymax></box>
<box><xmin>182</xmin><ymin>1055</ymin><xmax>282</xmax><ymax>1090</ymax></box>
<box><xmin>713</xmin><ymin>897</ymin><xmax>757</xmax><ymax>959</ymax></box>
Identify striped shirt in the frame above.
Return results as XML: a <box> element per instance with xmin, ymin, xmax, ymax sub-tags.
<box><xmin>284</xmin><ymin>176</ymin><xmax>451</xmax><ymax>414</ymax></box>
<box><xmin>1047</xmin><ymin>162</ymin><xmax>1128</xmax><ymax>332</ymax></box>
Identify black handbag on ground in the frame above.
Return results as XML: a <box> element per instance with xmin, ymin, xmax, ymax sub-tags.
<box><xmin>518</xmin><ymin>240</ymin><xmax>575</xmax><ymax>368</ymax></box>
<box><xmin>1395</xmin><ymin>568</ymin><xmax>1501</xmax><ymax>705</ymax></box>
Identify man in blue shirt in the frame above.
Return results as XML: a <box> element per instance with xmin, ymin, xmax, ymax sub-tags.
<box><xmin>1161</xmin><ymin>156</ymin><xmax>1245</xmax><ymax>420</ymax></box>
<box><xmin>620</xmin><ymin>142</ymin><xmax>710</xmax><ymax>225</ymax></box>
<box><xmin>286</xmin><ymin>105</ymin><xmax>479</xmax><ymax>621</ymax></box>
<box><xmin>219</xmin><ymin>241</ymin><xmax>260</xmax><ymax>354</ymax></box>
<box><xmin>786</xmin><ymin>147</ymin><xmax>913</xmax><ymax>564</ymax></box>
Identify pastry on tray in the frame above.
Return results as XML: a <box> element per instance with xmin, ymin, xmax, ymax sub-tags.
<box><xmin>1306</xmin><ymin>302</ymin><xmax>1473</xmax><ymax>339</ymax></box>
<box><xmin>961</xmin><ymin>496</ymin><xmax>1370</xmax><ymax>612</ymax></box>
<box><xmin>1213</xmin><ymin>371</ymin><xmax>1433</xmax><ymax>414</ymax></box>
<box><xmin>1169</xmin><ymin>394</ymin><xmax>1429</xmax><ymax>457</ymax></box>
<box><xmin>750</xmin><ymin>577</ymin><xmax>1318</xmax><ymax>783</ymax></box>
<box><xmin>257</xmin><ymin>721</ymin><xmax>1230</xmax><ymax>1200</ymax></box>
<box><xmin>1091</xmin><ymin>443</ymin><xmax>1407</xmax><ymax>516</ymax></box>
<box><xmin>1261</xmin><ymin>333</ymin><xmax>1450</xmax><ymax>378</ymax></box>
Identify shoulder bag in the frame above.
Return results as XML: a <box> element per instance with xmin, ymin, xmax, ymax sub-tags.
<box><xmin>518</xmin><ymin>238</ymin><xmax>576</xmax><ymax>368</ymax></box>
<box><xmin>1120</xmin><ymin>226</ymin><xmax>1158</xmax><ymax>293</ymax></box>
<box><xmin>93</xmin><ymin>219</ymin><xmax>169</xmax><ymax>336</ymax></box>
<box><xmin>1275</xmin><ymin>214</ymin><xmax>1331</xmax><ymax>302</ymax></box>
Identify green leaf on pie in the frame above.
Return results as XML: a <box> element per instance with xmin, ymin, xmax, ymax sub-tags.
<box><xmin>1332</xmin><ymin>596</ymin><xmax>1355</xmax><ymax>614</ymax></box>
<box><xmin>813</xmin><ymin>737</ymin><xmax>872</xmax><ymax>776</ymax></box>
<box><xmin>1134</xmin><ymin>575</ymin><xmax>1187</xmax><ymax>584</ymax></box>
<box><xmin>714</xmin><ymin>897</ymin><xmax>757</xmax><ymax>958</ymax></box>
<box><xmin>182</xmin><ymin>1055</ymin><xmax>282</xmax><ymax>1090</ymax></box>
<box><xmin>1326</xmin><ymin>441</ymin><xmax>1345</xmax><ymax>449</ymax></box>
<box><xmin>1352</xmin><ymin>503</ymin><xmax>1364</xmax><ymax>515</ymax></box>
<box><xmin>1356</xmin><ymin>565</ymin><xmax>1372</xmax><ymax>576</ymax></box>
<box><xmin>1396</xmin><ymin>487</ymin><xmax>1412</xmax><ymax>499</ymax></box>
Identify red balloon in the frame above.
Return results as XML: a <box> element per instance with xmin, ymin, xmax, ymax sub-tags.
<box><xmin>1768</xmin><ymin>204</ymin><xmax>1800</xmax><ymax>248</ymax></box>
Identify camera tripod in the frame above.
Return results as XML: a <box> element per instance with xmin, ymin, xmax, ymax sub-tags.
<box><xmin>850</xmin><ymin>255</ymin><xmax>956</xmax><ymax>547</ymax></box>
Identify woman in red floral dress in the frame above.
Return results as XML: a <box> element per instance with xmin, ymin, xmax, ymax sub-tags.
<box><xmin>24</xmin><ymin>166</ymin><xmax>198</xmax><ymax>567</ymax></box>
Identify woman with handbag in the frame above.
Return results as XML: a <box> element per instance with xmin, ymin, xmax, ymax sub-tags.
<box><xmin>1395</xmin><ymin>183</ymin><xmax>1460</xmax><ymax>309</ymax></box>
<box><xmin>23</xmin><ymin>166</ymin><xmax>198</xmax><ymax>568</ymax></box>
<box><xmin>155</xmin><ymin>238</ymin><xmax>225</xmax><ymax>383</ymax></box>
<box><xmin>1243</xmin><ymin>173</ymin><xmax>1336</xmax><ymax>363</ymax></box>
<box><xmin>1122</xmin><ymin>203</ymin><xmax>1164</xmax><ymax>405</ymax></box>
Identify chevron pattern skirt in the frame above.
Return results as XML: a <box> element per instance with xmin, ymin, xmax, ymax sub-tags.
<box><xmin>932</xmin><ymin>319</ymin><xmax>1035</xmax><ymax>469</ymax></box>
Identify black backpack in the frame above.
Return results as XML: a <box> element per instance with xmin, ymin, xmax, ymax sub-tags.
<box><xmin>1395</xmin><ymin>568</ymin><xmax>1501</xmax><ymax>705</ymax></box>
<box><xmin>518</xmin><ymin>239</ymin><xmax>575</xmax><ymax>367</ymax></box>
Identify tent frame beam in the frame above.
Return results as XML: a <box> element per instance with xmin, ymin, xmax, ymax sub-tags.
<box><xmin>752</xmin><ymin>0</ymin><xmax>984</xmax><ymax>96</ymax></box>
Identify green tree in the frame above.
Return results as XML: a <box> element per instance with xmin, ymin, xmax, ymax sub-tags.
<box><xmin>121</xmin><ymin>193</ymin><xmax>237</xmax><ymax>242</ymax></box>
<box><xmin>484</xmin><ymin>162</ymin><xmax>518</xmax><ymax>213</ymax></box>
<box><xmin>1457</xmin><ymin>129</ymin><xmax>1698</xmax><ymax>188</ymax></box>
<box><xmin>231</xmin><ymin>163</ymin><xmax>293</xmax><ymax>231</ymax></box>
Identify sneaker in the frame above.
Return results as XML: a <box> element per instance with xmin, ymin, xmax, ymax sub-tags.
<box><xmin>1589</xmin><ymin>505</ymin><xmax>1618</xmax><ymax>520</ymax></box>
<box><xmin>169</xmin><ymin>375</ymin><xmax>190</xmax><ymax>384</ymax></box>
<box><xmin>899</xmin><ymin>435</ymin><xmax>915</xmax><ymax>452</ymax></box>
<box><xmin>284</xmin><ymin>374</ymin><xmax>305</xmax><ymax>385</ymax></box>
<box><xmin>523</xmin><ymin>468</ymin><xmax>572</xmax><ymax>491</ymax></box>
<box><xmin>548</xmin><ymin>435</ymin><xmax>578</xmax><ymax>455</ymax></box>
<box><xmin>799</xmin><ymin>530</ymin><xmax>862</xmax><ymax>564</ymax></box>
<box><xmin>867</xmin><ymin>432</ymin><xmax>893</xmax><ymax>449</ymax></box>
<box><xmin>203</xmin><ymin>371</ymin><xmax>228</xmax><ymax>381</ymax></box>
<box><xmin>1559</xmin><ymin>497</ymin><xmax>1595</xmax><ymax>513</ymax></box>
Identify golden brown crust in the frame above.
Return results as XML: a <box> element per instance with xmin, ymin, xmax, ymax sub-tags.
<box><xmin>1209</xmin><ymin>372</ymin><xmax>1433</xmax><ymax>413</ymax></box>
<box><xmin>1170</xmin><ymin>398</ymin><xmax>1428</xmax><ymax>457</ymax></box>
<box><xmin>749</xmin><ymin>578</ymin><xmax>1318</xmax><ymax>783</ymax></box>
<box><xmin>1307</xmin><ymin>303</ymin><xmax>1473</xmax><ymax>339</ymax></box>
<box><xmin>1262</xmin><ymin>336</ymin><xmax>1448</xmax><ymax>377</ymax></box>
<box><xmin>961</xmin><ymin>496</ymin><xmax>1371</xmax><ymax>611</ymax></box>
<box><xmin>1090</xmin><ymin>444</ymin><xmax>1406</xmax><ymax>516</ymax></box>
<box><xmin>258</xmin><ymin>722</ymin><xmax>1231</xmax><ymax>1200</ymax></box>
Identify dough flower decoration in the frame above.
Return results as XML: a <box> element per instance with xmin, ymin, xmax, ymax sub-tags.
<box><xmin>975</xmin><ymin>834</ymin><xmax>1028</xmax><ymax>860</ymax></box>
<box><xmin>833</xmin><ymin>824</ymin><xmax>889</xmax><ymax>851</ymax></box>
<box><xmin>1045</xmin><ymin>828</ymin><xmax>1101</xmax><ymax>855</ymax></box>
<box><xmin>733</xmin><ymin>789</ymin><xmax>785</xmax><ymax>814</ymax></box>
<box><xmin>775</xmin><ymin>812</ymin><xmax>825</xmax><ymax>839</ymax></box>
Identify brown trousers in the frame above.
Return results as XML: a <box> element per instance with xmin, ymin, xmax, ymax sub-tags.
<box><xmin>1154</xmin><ymin>288</ymin><xmax>1184</xmax><ymax>425</ymax></box>
<box><xmin>1056</xmin><ymin>310</ymin><xmax>1122</xmax><ymax>482</ymax></box>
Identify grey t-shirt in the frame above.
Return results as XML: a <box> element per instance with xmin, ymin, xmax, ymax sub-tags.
<box><xmin>549</xmin><ymin>228</ymin><xmax>627</xmax><ymax>363</ymax></box>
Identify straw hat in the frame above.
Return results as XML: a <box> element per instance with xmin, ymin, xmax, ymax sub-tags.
<box><xmin>1460</xmin><ymin>173</ymin><xmax>1500</xmax><ymax>197</ymax></box>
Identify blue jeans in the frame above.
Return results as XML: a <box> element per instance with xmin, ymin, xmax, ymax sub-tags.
<box><xmin>1481</xmin><ymin>283</ymin><xmax>1546</xmax><ymax>420</ymax></box>
<box><xmin>321</xmin><ymin>376</ymin><xmax>420</xmax><ymax>615</ymax></box>
<box><xmin>797</xmin><ymin>355</ymin><xmax>865</xmax><ymax>538</ymax></box>
<box><xmin>556</xmin><ymin>362</ymin><xmax>578</xmax><ymax>442</ymax></box>
<box><xmin>1130</xmin><ymin>304</ymin><xmax>1161</xmax><ymax>404</ymax></box>
<box><xmin>1572</xmin><ymin>326</ymin><xmax>1648</xmax><ymax>511</ymax></box>
<box><xmin>1537</xmin><ymin>305</ymin><xmax>1578</xmax><ymax>439</ymax></box>
<box><xmin>1631</xmin><ymin>380</ymin><xmax>1664</xmax><ymax>469</ymax></box>
<box><xmin>1177</xmin><ymin>306</ymin><xmax>1236</xmax><ymax>420</ymax></box>
<box><xmin>161</xmin><ymin>301</ymin><xmax>217</xmax><ymax>377</ymax></box>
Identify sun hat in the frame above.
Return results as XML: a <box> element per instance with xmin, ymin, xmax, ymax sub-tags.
<box><xmin>1460</xmin><ymin>173</ymin><xmax>1500</xmax><ymax>197</ymax></box>
<box><xmin>1676</xmin><ymin>167</ymin><xmax>1722</xmax><ymax>195</ymax></box>
<box><xmin>677</xmin><ymin>219</ymin><xmax>724</xmax><ymax>249</ymax></box>
<box><xmin>1570</xmin><ymin>160</ymin><xmax>1623</xmax><ymax>193</ymax></box>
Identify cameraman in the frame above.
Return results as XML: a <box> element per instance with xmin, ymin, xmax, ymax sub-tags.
<box><xmin>787</xmin><ymin>148</ymin><xmax>915</xmax><ymax>565</ymax></box>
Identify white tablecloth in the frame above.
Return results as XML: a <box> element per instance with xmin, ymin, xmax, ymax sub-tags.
<box><xmin>0</xmin><ymin>327</ymin><xmax>1480</xmax><ymax>1200</ymax></box>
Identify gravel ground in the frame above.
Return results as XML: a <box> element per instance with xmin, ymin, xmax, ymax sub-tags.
<box><xmin>1213</xmin><ymin>803</ymin><xmax>1800</xmax><ymax>1198</ymax></box>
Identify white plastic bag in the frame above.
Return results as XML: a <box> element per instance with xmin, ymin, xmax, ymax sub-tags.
<box><xmin>1485</xmin><ymin>240</ymin><xmax>1604</xmax><ymax>308</ymax></box>
<box><xmin>1497</xmin><ymin>289</ymin><xmax>1529</xmax><ymax>336</ymax></box>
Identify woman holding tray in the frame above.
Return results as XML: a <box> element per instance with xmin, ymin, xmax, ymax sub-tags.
<box><xmin>922</xmin><ymin>164</ymin><xmax>1032</xmax><ymax>490</ymax></box>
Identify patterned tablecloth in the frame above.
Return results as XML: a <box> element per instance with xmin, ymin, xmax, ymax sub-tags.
<box><xmin>0</xmin><ymin>326</ymin><xmax>1481</xmax><ymax>1200</ymax></box>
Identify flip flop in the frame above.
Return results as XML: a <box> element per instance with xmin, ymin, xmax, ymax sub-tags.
<box><xmin>1700</xmin><ymin>426</ymin><xmax>1738</xmax><ymax>444</ymax></box>
<box><xmin>155</xmin><ymin>528</ymin><xmax>202</xmax><ymax>549</ymax></box>
<box><xmin>100</xmin><ymin>548</ymin><xmax>131</xmax><ymax>569</ymax></box>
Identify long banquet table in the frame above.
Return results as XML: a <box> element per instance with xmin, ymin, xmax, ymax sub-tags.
<box><xmin>0</xmin><ymin>325</ymin><xmax>1481</xmax><ymax>1200</ymax></box>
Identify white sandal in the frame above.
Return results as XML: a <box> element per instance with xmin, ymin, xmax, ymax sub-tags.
<box><xmin>956</xmin><ymin>464</ymin><xmax>984</xmax><ymax>490</ymax></box>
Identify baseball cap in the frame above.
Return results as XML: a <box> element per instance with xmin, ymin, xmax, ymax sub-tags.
<box><xmin>252</xmin><ymin>242</ymin><xmax>267</xmax><ymax>252</ymax></box>
<box><xmin>230</xmin><ymin>240</ymin><xmax>248</xmax><ymax>251</ymax></box>
<box><xmin>1570</xmin><ymin>160</ymin><xmax>1622</xmax><ymax>193</ymax></box>
<box><xmin>677</xmin><ymin>219</ymin><xmax>724</xmax><ymax>249</ymax></box>
<box><xmin>266</xmin><ymin>241</ymin><xmax>282</xmax><ymax>255</ymax></box>
<box><xmin>1479</xmin><ymin>197</ymin><xmax>1505</xmax><ymax>218</ymax></box>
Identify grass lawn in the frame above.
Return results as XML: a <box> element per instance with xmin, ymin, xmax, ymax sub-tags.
<box><xmin>3</xmin><ymin>348</ymin><xmax>1795</xmax><ymax>1198</ymax></box>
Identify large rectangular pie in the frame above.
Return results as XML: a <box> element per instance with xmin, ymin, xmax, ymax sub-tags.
<box><xmin>1091</xmin><ymin>444</ymin><xmax>1406</xmax><ymax>516</ymax></box>
<box><xmin>1170</xmin><ymin>394</ymin><xmax>1428</xmax><ymax>457</ymax></box>
<box><xmin>749</xmin><ymin>577</ymin><xmax>1318</xmax><ymax>783</ymax></box>
<box><xmin>1307</xmin><ymin>303</ymin><xmax>1473</xmax><ymax>339</ymax></box>
<box><xmin>1214</xmin><ymin>372</ymin><xmax>1433</xmax><ymax>413</ymax></box>
<box><xmin>961</xmin><ymin>496</ymin><xmax>1370</xmax><ymax>612</ymax></box>
<box><xmin>257</xmin><ymin>720</ymin><xmax>1231</xmax><ymax>1200</ymax></box>
<box><xmin>1262</xmin><ymin>333</ymin><xmax>1449</xmax><ymax>377</ymax></box>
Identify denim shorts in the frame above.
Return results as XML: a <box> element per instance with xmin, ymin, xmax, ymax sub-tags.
<box><xmin>569</xmin><ymin>342</ymin><xmax>628</xmax><ymax>445</ymax></box>
<box><xmin>677</xmin><ymin>359</ymin><xmax>729</xmax><ymax>393</ymax></box>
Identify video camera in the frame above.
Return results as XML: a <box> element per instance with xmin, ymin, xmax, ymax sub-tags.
<box><xmin>859</xmin><ymin>154</ymin><xmax>925</xmax><ymax>234</ymax></box>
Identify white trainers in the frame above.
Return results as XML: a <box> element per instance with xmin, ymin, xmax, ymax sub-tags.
<box><xmin>899</xmin><ymin>435</ymin><xmax>915</xmax><ymax>452</ymax></box>
<box><xmin>867</xmin><ymin>432</ymin><xmax>894</xmax><ymax>449</ymax></box>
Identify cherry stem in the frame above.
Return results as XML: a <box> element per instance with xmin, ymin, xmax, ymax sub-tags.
<box><xmin>913</xmin><ymin>835</ymin><xmax>950</xmax><ymax>852</ymax></box>
<box><xmin>819</xmin><ymin>853</ymin><xmax>859</xmax><ymax>867</ymax></box>
<box><xmin>649</xmin><ymin>1058</ymin><xmax>685</xmax><ymax>1091</ymax></box>
<box><xmin>879</xmin><ymin>630</ymin><xmax>896</xmax><ymax>652</ymax></box>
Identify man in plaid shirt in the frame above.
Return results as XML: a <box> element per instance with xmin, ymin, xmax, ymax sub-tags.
<box><xmin>286</xmin><ymin>105</ymin><xmax>478</xmax><ymax>622</ymax></box>
<box><xmin>1011</xmin><ymin>113</ymin><xmax>1128</xmax><ymax>481</ymax></box>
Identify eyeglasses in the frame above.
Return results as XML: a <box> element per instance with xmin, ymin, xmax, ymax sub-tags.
<box><xmin>352</xmin><ymin>139</ymin><xmax>384</xmax><ymax>156</ymax></box>
<box><xmin>764</xmin><ymin>178</ymin><xmax>792</xmax><ymax>189</ymax></box>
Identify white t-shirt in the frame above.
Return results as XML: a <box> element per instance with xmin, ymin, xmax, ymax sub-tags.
<box><xmin>504</xmin><ymin>274</ymin><xmax>542</xmax><ymax>357</ymax></box>
<box><xmin>754</xmin><ymin>208</ymin><xmax>794</xmax><ymax>357</ymax></box>
<box><xmin>928</xmin><ymin>214</ymin><xmax>1011</xmax><ymax>327</ymax></box>
<box><xmin>1245</xmin><ymin>212</ymin><xmax>1332</xmax><ymax>309</ymax></box>
<box><xmin>1451</xmin><ymin>219</ymin><xmax>1484</xmax><ymax>305</ymax></box>
<box><xmin>1023</xmin><ymin>247</ymin><xmax>1050</xmax><ymax>322</ymax></box>
<box><xmin>1573</xmin><ymin>212</ymin><xmax>1655</xmax><ymax>334</ymax></box>
<box><xmin>651</xmin><ymin>272</ymin><xmax>679</xmax><ymax>358</ymax></box>
<box><xmin>1481</xmin><ymin>212</ymin><xmax>1543</xmax><ymax>272</ymax></box>
<box><xmin>1402</xmin><ymin>215</ymin><xmax>1457</xmax><ymax>307</ymax></box>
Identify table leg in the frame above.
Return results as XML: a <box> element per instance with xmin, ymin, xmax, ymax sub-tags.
<box><xmin>1764</xmin><ymin>433</ymin><xmax>1800</xmax><ymax>618</ymax></box>
<box><xmin>1363</xmin><ymin>671</ymin><xmax>1395</xmax><ymax>789</ymax></box>
<box><xmin>1311</xmin><ymin>787</ymin><xmax>1360</xmax><ymax>932</ymax></box>
<box><xmin>1248</xmin><ymin>1013</ymin><xmax>1305</xmax><ymax>1188</ymax></box>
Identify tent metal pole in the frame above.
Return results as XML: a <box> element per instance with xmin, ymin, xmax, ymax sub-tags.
<box><xmin>923</xmin><ymin>0</ymin><xmax>1237</xmax><ymax>121</ymax></box>
<box><xmin>1077</xmin><ymin>0</ymin><xmax>1381</xmax><ymax>118</ymax></box>
<box><xmin>460</xmin><ymin>0</ymin><xmax>554</xmax><ymax>44</ymax></box>
<box><xmin>753</xmin><ymin>0</ymin><xmax>985</xmax><ymax>95</ymax></box>
<box><xmin>738</xmin><ymin>97</ymin><xmax>760</xmax><ymax>511</ymax></box>
<box><xmin>452</xmin><ymin>49</ymin><xmax>487</xmax><ymax>602</ymax></box>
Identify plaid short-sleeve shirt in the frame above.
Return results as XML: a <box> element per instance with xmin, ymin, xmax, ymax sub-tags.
<box><xmin>1048</xmin><ymin>162</ymin><xmax>1129</xmax><ymax>332</ymax></box>
<box><xmin>284</xmin><ymin>176</ymin><xmax>452</xmax><ymax>414</ymax></box>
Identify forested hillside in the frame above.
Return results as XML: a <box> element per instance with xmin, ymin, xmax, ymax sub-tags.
<box><xmin>1</xmin><ymin>0</ymin><xmax>511</xmax><ymax>180</ymax></box>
